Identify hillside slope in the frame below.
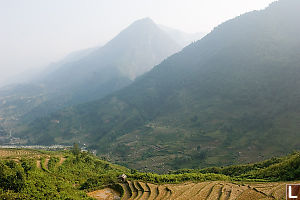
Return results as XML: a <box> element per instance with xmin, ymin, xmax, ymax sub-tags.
<box><xmin>0</xmin><ymin>18</ymin><xmax>182</xmax><ymax>135</ymax></box>
<box><xmin>0</xmin><ymin>149</ymin><xmax>299</xmax><ymax>199</ymax></box>
<box><xmin>0</xmin><ymin>148</ymin><xmax>128</xmax><ymax>199</ymax></box>
<box><xmin>22</xmin><ymin>0</ymin><xmax>300</xmax><ymax>171</ymax></box>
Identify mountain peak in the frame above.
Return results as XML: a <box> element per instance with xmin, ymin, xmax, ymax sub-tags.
<box><xmin>126</xmin><ymin>17</ymin><xmax>157</xmax><ymax>31</ymax></box>
<box><xmin>102</xmin><ymin>17</ymin><xmax>181</xmax><ymax>79</ymax></box>
<box><xmin>131</xmin><ymin>17</ymin><xmax>155</xmax><ymax>25</ymax></box>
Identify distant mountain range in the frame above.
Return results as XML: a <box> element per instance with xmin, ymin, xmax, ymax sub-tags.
<box><xmin>19</xmin><ymin>0</ymin><xmax>300</xmax><ymax>172</ymax></box>
<box><xmin>0</xmin><ymin>18</ymin><xmax>204</xmax><ymax>133</ymax></box>
<box><xmin>159</xmin><ymin>25</ymin><xmax>206</xmax><ymax>47</ymax></box>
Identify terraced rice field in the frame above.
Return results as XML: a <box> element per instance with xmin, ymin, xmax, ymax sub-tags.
<box><xmin>0</xmin><ymin>149</ymin><xmax>295</xmax><ymax>200</ymax></box>
<box><xmin>37</xmin><ymin>156</ymin><xmax>66</xmax><ymax>170</ymax></box>
<box><xmin>117</xmin><ymin>181</ymin><xmax>291</xmax><ymax>200</ymax></box>
<box><xmin>0</xmin><ymin>149</ymin><xmax>38</xmax><ymax>157</ymax></box>
<box><xmin>0</xmin><ymin>148</ymin><xmax>66</xmax><ymax>170</ymax></box>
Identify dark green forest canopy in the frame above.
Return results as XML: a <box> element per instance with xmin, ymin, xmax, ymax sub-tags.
<box><xmin>21</xmin><ymin>0</ymin><xmax>300</xmax><ymax>172</ymax></box>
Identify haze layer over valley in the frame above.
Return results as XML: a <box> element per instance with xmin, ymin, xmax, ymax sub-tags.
<box><xmin>0</xmin><ymin>18</ymin><xmax>204</xmax><ymax>143</ymax></box>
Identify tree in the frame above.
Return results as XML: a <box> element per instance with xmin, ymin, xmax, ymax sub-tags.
<box><xmin>71</xmin><ymin>143</ymin><xmax>80</xmax><ymax>156</ymax></box>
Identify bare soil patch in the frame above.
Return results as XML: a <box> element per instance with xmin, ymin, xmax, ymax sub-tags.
<box><xmin>87</xmin><ymin>188</ymin><xmax>120</xmax><ymax>200</ymax></box>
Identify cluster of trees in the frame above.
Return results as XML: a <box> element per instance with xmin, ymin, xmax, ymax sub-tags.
<box><xmin>0</xmin><ymin>161</ymin><xmax>25</xmax><ymax>193</ymax></box>
<box><xmin>0</xmin><ymin>150</ymin><xmax>128</xmax><ymax>199</ymax></box>
<box><xmin>241</xmin><ymin>152</ymin><xmax>300</xmax><ymax>181</ymax></box>
<box><xmin>128</xmin><ymin>172</ymin><xmax>230</xmax><ymax>184</ymax></box>
<box><xmin>171</xmin><ymin>152</ymin><xmax>300</xmax><ymax>181</ymax></box>
<box><xmin>80</xmin><ymin>172</ymin><xmax>119</xmax><ymax>190</ymax></box>
<box><xmin>80</xmin><ymin>171</ymin><xmax>230</xmax><ymax>190</ymax></box>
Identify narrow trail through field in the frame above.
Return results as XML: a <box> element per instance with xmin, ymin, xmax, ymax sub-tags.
<box><xmin>58</xmin><ymin>156</ymin><xmax>66</xmax><ymax>166</ymax></box>
<box><xmin>36</xmin><ymin>160</ymin><xmax>41</xmax><ymax>169</ymax></box>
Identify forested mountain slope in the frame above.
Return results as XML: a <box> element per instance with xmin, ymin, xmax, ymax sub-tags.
<box><xmin>22</xmin><ymin>0</ymin><xmax>300</xmax><ymax>172</ymax></box>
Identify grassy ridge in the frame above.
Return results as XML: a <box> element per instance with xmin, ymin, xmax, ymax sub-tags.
<box><xmin>171</xmin><ymin>152</ymin><xmax>300</xmax><ymax>181</ymax></box>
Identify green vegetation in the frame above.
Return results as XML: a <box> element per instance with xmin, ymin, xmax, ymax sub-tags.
<box><xmin>127</xmin><ymin>172</ymin><xmax>230</xmax><ymax>184</ymax></box>
<box><xmin>0</xmin><ymin>149</ymin><xmax>299</xmax><ymax>199</ymax></box>
<box><xmin>171</xmin><ymin>152</ymin><xmax>300</xmax><ymax>181</ymax></box>
<box><xmin>0</xmin><ymin>149</ymin><xmax>128</xmax><ymax>199</ymax></box>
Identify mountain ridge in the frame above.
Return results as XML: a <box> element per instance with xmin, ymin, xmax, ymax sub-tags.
<box><xmin>0</xmin><ymin>18</ymin><xmax>185</xmax><ymax>133</ymax></box>
<box><xmin>19</xmin><ymin>0</ymin><xmax>300</xmax><ymax>173</ymax></box>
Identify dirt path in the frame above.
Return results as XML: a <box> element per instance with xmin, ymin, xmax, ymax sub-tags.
<box><xmin>87</xmin><ymin>188</ymin><xmax>120</xmax><ymax>200</ymax></box>
<box><xmin>36</xmin><ymin>160</ymin><xmax>41</xmax><ymax>169</ymax></box>
<box><xmin>58</xmin><ymin>156</ymin><xmax>66</xmax><ymax>166</ymax></box>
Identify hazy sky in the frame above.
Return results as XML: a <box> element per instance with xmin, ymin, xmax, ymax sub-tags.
<box><xmin>0</xmin><ymin>0</ymin><xmax>275</xmax><ymax>85</ymax></box>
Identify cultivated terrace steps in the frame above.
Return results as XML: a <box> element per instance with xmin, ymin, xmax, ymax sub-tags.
<box><xmin>0</xmin><ymin>149</ymin><xmax>66</xmax><ymax>171</ymax></box>
<box><xmin>118</xmin><ymin>181</ymin><xmax>287</xmax><ymax>200</ymax></box>
<box><xmin>36</xmin><ymin>156</ymin><xmax>66</xmax><ymax>171</ymax></box>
